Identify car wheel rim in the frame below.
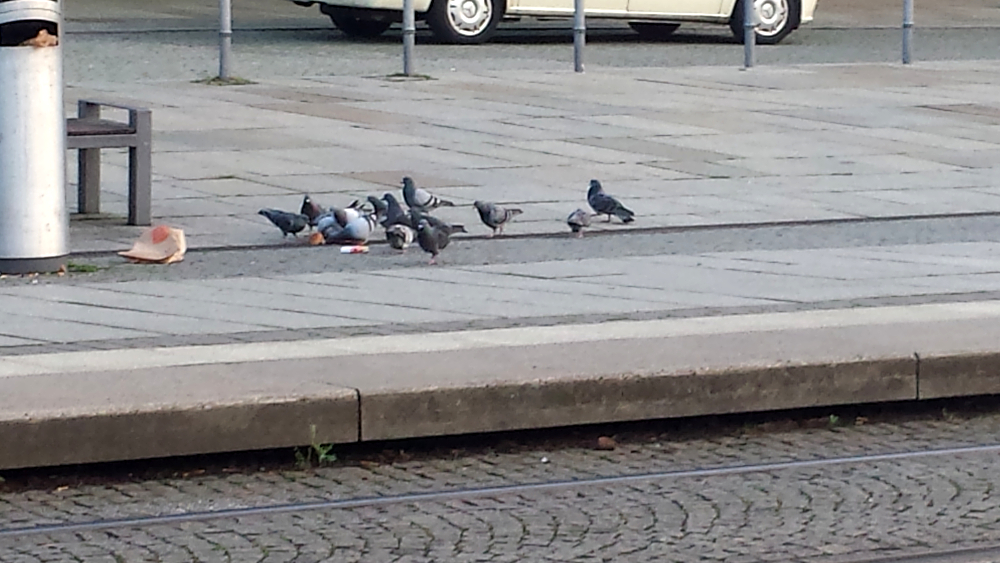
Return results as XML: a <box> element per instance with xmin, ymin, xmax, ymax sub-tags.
<box><xmin>447</xmin><ymin>0</ymin><xmax>492</xmax><ymax>36</ymax></box>
<box><xmin>754</xmin><ymin>0</ymin><xmax>788</xmax><ymax>36</ymax></box>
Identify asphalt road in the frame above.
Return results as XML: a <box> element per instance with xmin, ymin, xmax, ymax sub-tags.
<box><xmin>64</xmin><ymin>26</ymin><xmax>1000</xmax><ymax>84</ymax></box>
<box><xmin>5</xmin><ymin>405</ymin><xmax>1000</xmax><ymax>562</ymax></box>
<box><xmin>61</xmin><ymin>0</ymin><xmax>1000</xmax><ymax>83</ymax></box>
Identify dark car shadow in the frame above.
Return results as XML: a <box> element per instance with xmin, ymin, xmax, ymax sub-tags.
<box><xmin>307</xmin><ymin>22</ymin><xmax>742</xmax><ymax>45</ymax></box>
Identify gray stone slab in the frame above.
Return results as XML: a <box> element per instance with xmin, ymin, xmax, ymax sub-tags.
<box><xmin>668</xmin><ymin>251</ymin><xmax>990</xmax><ymax>280</ymax></box>
<box><xmin>509</xmin><ymin>140</ymin><xmax>645</xmax><ymax>164</ymax></box>
<box><xmin>642</xmin><ymin>159</ymin><xmax>765</xmax><ymax>179</ymax></box>
<box><xmin>95</xmin><ymin>280</ymin><xmax>367</xmax><ymax>330</ymax></box>
<box><xmin>0</xmin><ymin>334</ymin><xmax>43</xmax><ymax>347</ymax></box>
<box><xmin>860</xmin><ymin>188</ymin><xmax>1000</xmax><ymax>214</ymax></box>
<box><xmin>905</xmin><ymin>273</ymin><xmax>1000</xmax><ymax>293</ymax></box>
<box><xmin>464</xmin><ymin>258</ymin><xmax>636</xmax><ymax>279</ymax></box>
<box><xmin>376</xmin><ymin>267</ymin><xmax>685</xmax><ymax>305</ymax></box>
<box><xmin>0</xmin><ymin>285</ymin><xmax>273</xmax><ymax>335</ymax></box>
<box><xmin>213</xmin><ymin>275</ymin><xmax>483</xmax><ymax>325</ymax></box>
<box><xmin>577</xmin><ymin>114</ymin><xmax>719</xmax><ymax>136</ymax></box>
<box><xmin>0</xmin><ymin>315</ymin><xmax>156</xmax><ymax>343</ymax></box>
<box><xmin>199</xmin><ymin>275</ymin><xmax>504</xmax><ymax>323</ymax></box>
<box><xmin>826</xmin><ymin>247</ymin><xmax>1000</xmax><ymax>270</ymax></box>
<box><xmin>287</xmin><ymin>271</ymin><xmax>666</xmax><ymax>318</ymax></box>
<box><xmin>154</xmin><ymin>128</ymin><xmax>325</xmax><ymax>152</ymax></box>
<box><xmin>502</xmin><ymin>116</ymin><xmax>642</xmax><ymax>138</ymax></box>
<box><xmin>172</xmin><ymin>177</ymin><xmax>302</xmax><ymax>197</ymax></box>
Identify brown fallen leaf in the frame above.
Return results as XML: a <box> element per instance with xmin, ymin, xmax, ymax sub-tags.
<box><xmin>21</xmin><ymin>29</ymin><xmax>59</xmax><ymax>48</ymax></box>
<box><xmin>596</xmin><ymin>436</ymin><xmax>617</xmax><ymax>451</ymax></box>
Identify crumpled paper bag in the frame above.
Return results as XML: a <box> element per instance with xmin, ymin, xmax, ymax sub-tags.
<box><xmin>119</xmin><ymin>225</ymin><xmax>187</xmax><ymax>264</ymax></box>
<box><xmin>20</xmin><ymin>29</ymin><xmax>59</xmax><ymax>48</ymax></box>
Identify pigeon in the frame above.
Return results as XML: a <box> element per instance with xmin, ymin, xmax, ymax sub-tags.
<box><xmin>367</xmin><ymin>195</ymin><xmax>388</xmax><ymax>222</ymax></box>
<box><xmin>402</xmin><ymin>176</ymin><xmax>454</xmax><ymax>212</ymax></box>
<box><xmin>416</xmin><ymin>218</ymin><xmax>451</xmax><ymax>265</ymax></box>
<box><xmin>380</xmin><ymin>193</ymin><xmax>411</xmax><ymax>229</ymax></box>
<box><xmin>587</xmin><ymin>179</ymin><xmax>635</xmax><ymax>223</ymax></box>
<box><xmin>322</xmin><ymin>213</ymin><xmax>377</xmax><ymax>245</ymax></box>
<box><xmin>474</xmin><ymin>200</ymin><xmax>523</xmax><ymax>237</ymax></box>
<box><xmin>259</xmin><ymin>209</ymin><xmax>309</xmax><ymax>237</ymax></box>
<box><xmin>409</xmin><ymin>209</ymin><xmax>468</xmax><ymax>235</ymax></box>
<box><xmin>385</xmin><ymin>223</ymin><xmax>415</xmax><ymax>251</ymax></box>
<box><xmin>301</xmin><ymin>195</ymin><xmax>326</xmax><ymax>227</ymax></box>
<box><xmin>567</xmin><ymin>208</ymin><xmax>591</xmax><ymax>238</ymax></box>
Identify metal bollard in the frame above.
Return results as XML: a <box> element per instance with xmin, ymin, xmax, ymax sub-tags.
<box><xmin>743</xmin><ymin>0</ymin><xmax>756</xmax><ymax>69</ymax></box>
<box><xmin>219</xmin><ymin>0</ymin><xmax>232</xmax><ymax>79</ymax></box>
<box><xmin>573</xmin><ymin>0</ymin><xmax>585</xmax><ymax>72</ymax></box>
<box><xmin>902</xmin><ymin>0</ymin><xmax>913</xmax><ymax>64</ymax></box>
<box><xmin>0</xmin><ymin>0</ymin><xmax>69</xmax><ymax>275</ymax></box>
<box><xmin>403</xmin><ymin>0</ymin><xmax>415</xmax><ymax>75</ymax></box>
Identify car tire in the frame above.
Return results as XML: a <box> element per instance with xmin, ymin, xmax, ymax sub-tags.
<box><xmin>628</xmin><ymin>22</ymin><xmax>680</xmax><ymax>40</ymax></box>
<box><xmin>425</xmin><ymin>0</ymin><xmax>503</xmax><ymax>44</ymax></box>
<box><xmin>323</xmin><ymin>7</ymin><xmax>393</xmax><ymax>39</ymax></box>
<box><xmin>729</xmin><ymin>0</ymin><xmax>799</xmax><ymax>45</ymax></box>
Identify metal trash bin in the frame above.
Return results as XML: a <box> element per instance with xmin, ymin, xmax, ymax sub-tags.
<box><xmin>0</xmin><ymin>0</ymin><xmax>68</xmax><ymax>275</ymax></box>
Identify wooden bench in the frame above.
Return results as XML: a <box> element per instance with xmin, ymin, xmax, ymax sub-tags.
<box><xmin>66</xmin><ymin>100</ymin><xmax>152</xmax><ymax>226</ymax></box>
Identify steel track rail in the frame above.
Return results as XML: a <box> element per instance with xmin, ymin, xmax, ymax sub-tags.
<box><xmin>3</xmin><ymin>442</ymin><xmax>1000</xmax><ymax>538</ymax></box>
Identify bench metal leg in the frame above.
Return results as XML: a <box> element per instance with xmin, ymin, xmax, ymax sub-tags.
<box><xmin>77</xmin><ymin>148</ymin><xmax>101</xmax><ymax>215</ymax></box>
<box><xmin>127</xmin><ymin>109</ymin><xmax>152</xmax><ymax>226</ymax></box>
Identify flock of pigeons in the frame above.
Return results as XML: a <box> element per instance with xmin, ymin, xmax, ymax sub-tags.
<box><xmin>258</xmin><ymin>177</ymin><xmax>636</xmax><ymax>264</ymax></box>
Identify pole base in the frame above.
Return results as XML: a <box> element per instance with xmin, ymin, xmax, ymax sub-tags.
<box><xmin>0</xmin><ymin>255</ymin><xmax>67</xmax><ymax>275</ymax></box>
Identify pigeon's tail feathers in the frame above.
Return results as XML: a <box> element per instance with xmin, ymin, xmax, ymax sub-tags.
<box><xmin>451</xmin><ymin>224</ymin><xmax>468</xmax><ymax>234</ymax></box>
<box><xmin>508</xmin><ymin>208</ymin><xmax>524</xmax><ymax>218</ymax></box>
<box><xmin>615</xmin><ymin>205</ymin><xmax>635</xmax><ymax>223</ymax></box>
<box><xmin>439</xmin><ymin>198</ymin><xmax>456</xmax><ymax>207</ymax></box>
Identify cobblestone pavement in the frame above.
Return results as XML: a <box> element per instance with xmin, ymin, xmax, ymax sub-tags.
<box><xmin>4</xmin><ymin>409</ymin><xmax>1000</xmax><ymax>561</ymax></box>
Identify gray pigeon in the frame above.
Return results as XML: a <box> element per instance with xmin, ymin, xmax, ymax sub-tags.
<box><xmin>409</xmin><ymin>209</ymin><xmax>467</xmax><ymax>236</ymax></box>
<box><xmin>386</xmin><ymin>223</ymin><xmax>415</xmax><ymax>251</ymax></box>
<box><xmin>301</xmin><ymin>195</ymin><xmax>325</xmax><ymax>227</ymax></box>
<box><xmin>367</xmin><ymin>195</ymin><xmax>388</xmax><ymax>222</ymax></box>
<box><xmin>301</xmin><ymin>196</ymin><xmax>323</xmax><ymax>227</ymax></box>
<box><xmin>474</xmin><ymin>200</ymin><xmax>523</xmax><ymax>237</ymax></box>
<box><xmin>587</xmin><ymin>179</ymin><xmax>635</xmax><ymax>223</ymax></box>
<box><xmin>567</xmin><ymin>208</ymin><xmax>591</xmax><ymax>238</ymax></box>
<box><xmin>381</xmin><ymin>193</ymin><xmax>411</xmax><ymax>229</ymax></box>
<box><xmin>259</xmin><ymin>209</ymin><xmax>309</xmax><ymax>237</ymax></box>
<box><xmin>322</xmin><ymin>213</ymin><xmax>377</xmax><ymax>245</ymax></box>
<box><xmin>416</xmin><ymin>218</ymin><xmax>451</xmax><ymax>265</ymax></box>
<box><xmin>402</xmin><ymin>176</ymin><xmax>454</xmax><ymax>212</ymax></box>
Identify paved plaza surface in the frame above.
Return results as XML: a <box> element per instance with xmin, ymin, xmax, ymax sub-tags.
<box><xmin>63</xmin><ymin>61</ymin><xmax>1000</xmax><ymax>252</ymax></box>
<box><xmin>6</xmin><ymin>0</ymin><xmax>1000</xmax><ymax>469</ymax></box>
<box><xmin>3</xmin><ymin>3</ymin><xmax>1000</xmax><ymax>561</ymax></box>
<box><xmin>2</xmin><ymin>57</ymin><xmax>1000</xmax><ymax>469</ymax></box>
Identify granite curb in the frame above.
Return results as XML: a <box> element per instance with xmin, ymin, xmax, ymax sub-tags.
<box><xmin>4</xmin><ymin>313</ymin><xmax>1000</xmax><ymax>470</ymax></box>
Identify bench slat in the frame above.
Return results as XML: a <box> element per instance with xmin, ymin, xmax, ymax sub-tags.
<box><xmin>67</xmin><ymin>134</ymin><xmax>141</xmax><ymax>150</ymax></box>
<box><xmin>67</xmin><ymin>118</ymin><xmax>135</xmax><ymax>137</ymax></box>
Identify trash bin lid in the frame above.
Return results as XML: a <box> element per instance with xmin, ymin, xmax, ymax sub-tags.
<box><xmin>0</xmin><ymin>0</ymin><xmax>60</xmax><ymax>27</ymax></box>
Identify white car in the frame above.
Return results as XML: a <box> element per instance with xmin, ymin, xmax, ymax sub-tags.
<box><xmin>289</xmin><ymin>0</ymin><xmax>816</xmax><ymax>45</ymax></box>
